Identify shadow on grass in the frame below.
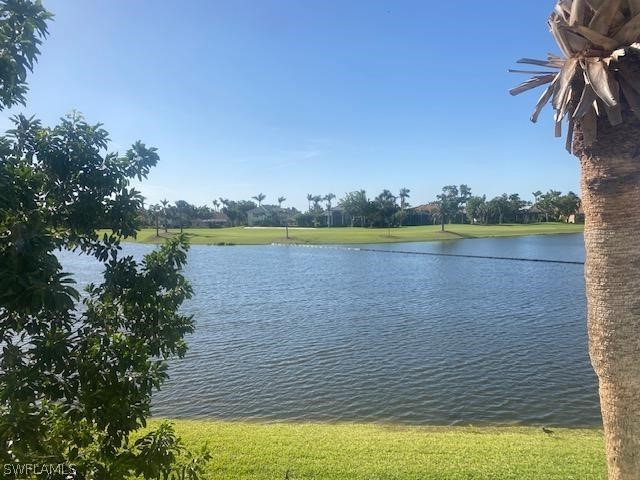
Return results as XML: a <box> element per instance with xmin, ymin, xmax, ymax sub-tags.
<box><xmin>443</xmin><ymin>230</ymin><xmax>477</xmax><ymax>239</ymax></box>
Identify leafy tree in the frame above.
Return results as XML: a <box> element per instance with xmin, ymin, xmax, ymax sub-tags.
<box><xmin>511</xmin><ymin>1</ymin><xmax>640</xmax><ymax>475</ymax></box>
<box><xmin>0</xmin><ymin>0</ymin><xmax>52</xmax><ymax>109</ymax></box>
<box><xmin>0</xmin><ymin>2</ymin><xmax>208</xmax><ymax>477</ymax></box>
<box><xmin>538</xmin><ymin>190</ymin><xmax>562</xmax><ymax>222</ymax></box>
<box><xmin>252</xmin><ymin>193</ymin><xmax>265</xmax><ymax>207</ymax></box>
<box><xmin>436</xmin><ymin>185</ymin><xmax>467</xmax><ymax>231</ymax></box>
<box><xmin>340</xmin><ymin>190</ymin><xmax>369</xmax><ymax>227</ymax></box>
<box><xmin>465</xmin><ymin>195</ymin><xmax>487</xmax><ymax>224</ymax></box>
<box><xmin>373</xmin><ymin>189</ymin><xmax>399</xmax><ymax>231</ymax></box>
<box><xmin>0</xmin><ymin>114</ymin><xmax>207</xmax><ymax>478</ymax></box>
<box><xmin>174</xmin><ymin>200</ymin><xmax>196</xmax><ymax>233</ymax></box>
<box><xmin>220</xmin><ymin>199</ymin><xmax>256</xmax><ymax>226</ymax></box>
<box><xmin>557</xmin><ymin>191</ymin><xmax>581</xmax><ymax>221</ymax></box>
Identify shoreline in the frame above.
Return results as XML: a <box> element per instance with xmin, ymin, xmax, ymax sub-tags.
<box><xmin>117</xmin><ymin>223</ymin><xmax>584</xmax><ymax>246</ymax></box>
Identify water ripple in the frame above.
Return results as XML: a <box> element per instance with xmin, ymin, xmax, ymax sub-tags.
<box><xmin>58</xmin><ymin>234</ymin><xmax>600</xmax><ymax>426</ymax></box>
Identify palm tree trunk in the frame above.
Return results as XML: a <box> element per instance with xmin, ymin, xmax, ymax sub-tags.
<box><xmin>575</xmin><ymin>113</ymin><xmax>640</xmax><ymax>480</ymax></box>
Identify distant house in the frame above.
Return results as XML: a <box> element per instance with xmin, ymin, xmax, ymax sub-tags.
<box><xmin>567</xmin><ymin>206</ymin><xmax>585</xmax><ymax>224</ymax></box>
<box><xmin>404</xmin><ymin>203</ymin><xmax>436</xmax><ymax>226</ymax></box>
<box><xmin>325</xmin><ymin>206</ymin><xmax>351</xmax><ymax>227</ymax></box>
<box><xmin>525</xmin><ymin>204</ymin><xmax>545</xmax><ymax>223</ymax></box>
<box><xmin>193</xmin><ymin>212</ymin><xmax>231</xmax><ymax>228</ymax></box>
<box><xmin>247</xmin><ymin>205</ymin><xmax>298</xmax><ymax>226</ymax></box>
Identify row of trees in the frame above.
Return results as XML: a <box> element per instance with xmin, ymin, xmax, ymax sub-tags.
<box><xmin>144</xmin><ymin>186</ymin><xmax>581</xmax><ymax>230</ymax></box>
<box><xmin>438</xmin><ymin>185</ymin><xmax>581</xmax><ymax>229</ymax></box>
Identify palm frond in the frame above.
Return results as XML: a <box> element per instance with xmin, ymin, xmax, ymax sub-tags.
<box><xmin>511</xmin><ymin>0</ymin><xmax>640</xmax><ymax>149</ymax></box>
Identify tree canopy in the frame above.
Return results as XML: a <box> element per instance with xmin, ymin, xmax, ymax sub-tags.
<box><xmin>0</xmin><ymin>1</ymin><xmax>208</xmax><ymax>477</ymax></box>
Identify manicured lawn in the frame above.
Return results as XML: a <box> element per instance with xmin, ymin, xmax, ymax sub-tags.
<box><xmin>153</xmin><ymin>420</ymin><xmax>605</xmax><ymax>479</ymax></box>
<box><xmin>120</xmin><ymin>223</ymin><xmax>584</xmax><ymax>246</ymax></box>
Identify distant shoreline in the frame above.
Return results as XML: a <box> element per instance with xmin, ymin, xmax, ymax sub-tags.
<box><xmin>112</xmin><ymin>223</ymin><xmax>584</xmax><ymax>246</ymax></box>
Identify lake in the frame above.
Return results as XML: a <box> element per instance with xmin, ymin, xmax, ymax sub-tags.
<box><xmin>59</xmin><ymin>233</ymin><xmax>600</xmax><ymax>427</ymax></box>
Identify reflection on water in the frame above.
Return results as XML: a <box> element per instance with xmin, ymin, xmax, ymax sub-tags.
<box><xmin>59</xmin><ymin>233</ymin><xmax>600</xmax><ymax>426</ymax></box>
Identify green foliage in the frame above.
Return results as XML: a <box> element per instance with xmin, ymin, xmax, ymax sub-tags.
<box><xmin>0</xmin><ymin>113</ymin><xmax>207</xmax><ymax>478</ymax></box>
<box><xmin>536</xmin><ymin>190</ymin><xmax>581</xmax><ymax>221</ymax></box>
<box><xmin>217</xmin><ymin>198</ymin><xmax>256</xmax><ymax>226</ymax></box>
<box><xmin>0</xmin><ymin>0</ymin><xmax>52</xmax><ymax>109</ymax></box>
<box><xmin>436</xmin><ymin>184</ymin><xmax>471</xmax><ymax>226</ymax></box>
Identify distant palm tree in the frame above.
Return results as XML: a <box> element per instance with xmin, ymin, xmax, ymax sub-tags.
<box><xmin>160</xmin><ymin>198</ymin><xmax>169</xmax><ymax>232</ymax></box>
<box><xmin>252</xmin><ymin>193</ymin><xmax>266</xmax><ymax>207</ymax></box>
<box><xmin>532</xmin><ymin>190</ymin><xmax>542</xmax><ymax>205</ymax></box>
<box><xmin>307</xmin><ymin>193</ymin><xmax>313</xmax><ymax>212</ymax></box>
<box><xmin>212</xmin><ymin>199</ymin><xmax>220</xmax><ymax>212</ymax></box>
<box><xmin>511</xmin><ymin>2</ymin><xmax>640</xmax><ymax>477</ymax></box>
<box><xmin>324</xmin><ymin>193</ymin><xmax>336</xmax><ymax>226</ymax></box>
<box><xmin>277</xmin><ymin>196</ymin><xmax>286</xmax><ymax>208</ymax></box>
<box><xmin>150</xmin><ymin>204</ymin><xmax>161</xmax><ymax>236</ymax></box>
<box><xmin>399</xmin><ymin>188</ymin><xmax>411</xmax><ymax>210</ymax></box>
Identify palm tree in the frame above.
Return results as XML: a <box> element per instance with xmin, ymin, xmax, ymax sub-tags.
<box><xmin>532</xmin><ymin>190</ymin><xmax>542</xmax><ymax>205</ymax></box>
<box><xmin>212</xmin><ymin>199</ymin><xmax>220</xmax><ymax>212</ymax></box>
<box><xmin>277</xmin><ymin>196</ymin><xmax>286</xmax><ymax>208</ymax></box>
<box><xmin>324</xmin><ymin>193</ymin><xmax>336</xmax><ymax>226</ymax></box>
<box><xmin>511</xmin><ymin>3</ymin><xmax>640</xmax><ymax>477</ymax></box>
<box><xmin>150</xmin><ymin>204</ymin><xmax>161</xmax><ymax>236</ymax></box>
<box><xmin>160</xmin><ymin>198</ymin><xmax>169</xmax><ymax>232</ymax></box>
<box><xmin>307</xmin><ymin>193</ymin><xmax>313</xmax><ymax>212</ymax></box>
<box><xmin>399</xmin><ymin>187</ymin><xmax>411</xmax><ymax>210</ymax></box>
<box><xmin>252</xmin><ymin>193</ymin><xmax>266</xmax><ymax>207</ymax></box>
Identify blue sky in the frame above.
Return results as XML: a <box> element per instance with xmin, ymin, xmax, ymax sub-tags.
<box><xmin>7</xmin><ymin>0</ymin><xmax>580</xmax><ymax>211</ymax></box>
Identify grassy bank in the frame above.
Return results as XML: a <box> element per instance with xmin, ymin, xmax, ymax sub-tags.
<box><xmin>155</xmin><ymin>420</ymin><xmax>604</xmax><ymax>479</ymax></box>
<box><xmin>124</xmin><ymin>223</ymin><xmax>583</xmax><ymax>246</ymax></box>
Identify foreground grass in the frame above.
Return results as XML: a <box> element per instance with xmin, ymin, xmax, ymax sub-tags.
<box><xmin>153</xmin><ymin>420</ymin><xmax>605</xmax><ymax>480</ymax></box>
<box><xmin>124</xmin><ymin>223</ymin><xmax>583</xmax><ymax>246</ymax></box>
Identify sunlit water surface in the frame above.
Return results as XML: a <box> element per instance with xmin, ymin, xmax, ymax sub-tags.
<box><xmin>59</xmin><ymin>233</ymin><xmax>600</xmax><ymax>426</ymax></box>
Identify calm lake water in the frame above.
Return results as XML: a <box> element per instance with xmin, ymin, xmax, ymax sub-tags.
<box><xmin>59</xmin><ymin>233</ymin><xmax>601</xmax><ymax>427</ymax></box>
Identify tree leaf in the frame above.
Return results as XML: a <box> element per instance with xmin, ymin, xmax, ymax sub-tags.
<box><xmin>603</xmin><ymin>77</ymin><xmax>623</xmax><ymax>124</ymax></box>
<box><xmin>629</xmin><ymin>0</ymin><xmax>640</xmax><ymax>17</ymax></box>
<box><xmin>585</xmin><ymin>59</ymin><xmax>618</xmax><ymax>106</ymax></box>
<box><xmin>589</xmin><ymin>0</ymin><xmax>623</xmax><ymax>35</ymax></box>
<box><xmin>570</xmin><ymin>0</ymin><xmax>588</xmax><ymax>26</ymax></box>
<box><xmin>550</xmin><ymin>15</ymin><xmax>574</xmax><ymax>57</ymax></box>
<box><xmin>509</xmin><ymin>75</ymin><xmax>556</xmax><ymax>96</ymax></box>
<box><xmin>553</xmin><ymin>58</ymin><xmax>579</xmax><ymax>109</ymax></box>
<box><xmin>531</xmin><ymin>79</ymin><xmax>558</xmax><ymax>122</ymax></box>
<box><xmin>573</xmin><ymin>83</ymin><xmax>599</xmax><ymax>118</ymax></box>
<box><xmin>517</xmin><ymin>57</ymin><xmax>563</xmax><ymax>68</ymax></box>
<box><xmin>613</xmin><ymin>12</ymin><xmax>640</xmax><ymax>44</ymax></box>
<box><xmin>566</xmin><ymin>119</ymin><xmax>575</xmax><ymax>152</ymax></box>
<box><xmin>571</xmin><ymin>24</ymin><xmax>618</xmax><ymax>49</ymax></box>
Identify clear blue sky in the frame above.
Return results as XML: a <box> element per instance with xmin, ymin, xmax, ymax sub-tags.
<box><xmin>7</xmin><ymin>0</ymin><xmax>580</xmax><ymax>211</ymax></box>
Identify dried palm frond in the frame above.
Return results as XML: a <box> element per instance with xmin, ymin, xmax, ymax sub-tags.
<box><xmin>510</xmin><ymin>0</ymin><xmax>640</xmax><ymax>152</ymax></box>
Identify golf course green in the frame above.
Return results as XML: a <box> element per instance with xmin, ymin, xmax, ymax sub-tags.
<box><xmin>122</xmin><ymin>223</ymin><xmax>583</xmax><ymax>246</ymax></box>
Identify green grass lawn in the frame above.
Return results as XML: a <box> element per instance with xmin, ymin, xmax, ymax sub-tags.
<box><xmin>154</xmin><ymin>420</ymin><xmax>604</xmax><ymax>480</ymax></box>
<box><xmin>122</xmin><ymin>223</ymin><xmax>584</xmax><ymax>246</ymax></box>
